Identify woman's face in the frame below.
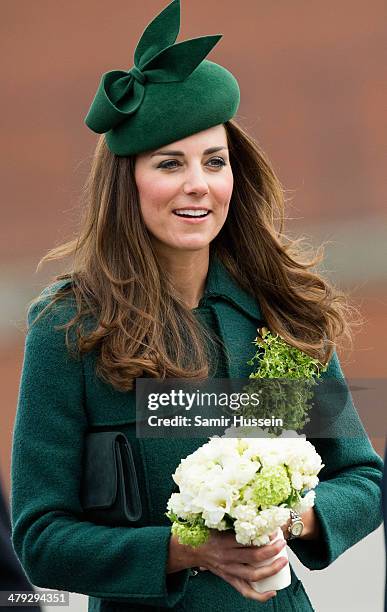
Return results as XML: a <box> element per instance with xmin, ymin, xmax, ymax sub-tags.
<box><xmin>134</xmin><ymin>124</ymin><xmax>233</xmax><ymax>255</ymax></box>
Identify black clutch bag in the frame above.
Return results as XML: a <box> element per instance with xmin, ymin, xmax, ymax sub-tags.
<box><xmin>81</xmin><ymin>431</ymin><xmax>142</xmax><ymax>526</ymax></box>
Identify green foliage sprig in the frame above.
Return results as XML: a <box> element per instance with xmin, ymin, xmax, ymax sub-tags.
<box><xmin>240</xmin><ymin>327</ymin><xmax>328</xmax><ymax>434</ymax></box>
<box><xmin>248</xmin><ymin>327</ymin><xmax>327</xmax><ymax>379</ymax></box>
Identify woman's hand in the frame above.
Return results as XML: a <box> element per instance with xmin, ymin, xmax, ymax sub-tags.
<box><xmin>168</xmin><ymin>529</ymin><xmax>288</xmax><ymax>602</ymax></box>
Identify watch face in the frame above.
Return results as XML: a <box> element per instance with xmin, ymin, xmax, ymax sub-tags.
<box><xmin>291</xmin><ymin>521</ymin><xmax>304</xmax><ymax>537</ymax></box>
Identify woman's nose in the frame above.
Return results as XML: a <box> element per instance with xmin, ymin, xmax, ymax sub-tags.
<box><xmin>182</xmin><ymin>166</ymin><xmax>209</xmax><ymax>196</ymax></box>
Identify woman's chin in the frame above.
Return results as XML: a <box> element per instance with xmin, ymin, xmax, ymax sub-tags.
<box><xmin>172</xmin><ymin>241</ymin><xmax>211</xmax><ymax>252</ymax></box>
<box><xmin>163</xmin><ymin>236</ymin><xmax>213</xmax><ymax>252</ymax></box>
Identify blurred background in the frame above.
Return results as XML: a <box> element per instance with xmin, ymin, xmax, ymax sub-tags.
<box><xmin>1</xmin><ymin>1</ymin><xmax>386</xmax><ymax>610</ymax></box>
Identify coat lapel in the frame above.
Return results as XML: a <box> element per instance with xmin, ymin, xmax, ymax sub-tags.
<box><xmin>198</xmin><ymin>256</ymin><xmax>266</xmax><ymax>378</ymax></box>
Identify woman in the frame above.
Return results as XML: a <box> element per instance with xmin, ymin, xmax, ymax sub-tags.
<box><xmin>10</xmin><ymin>1</ymin><xmax>383</xmax><ymax>611</ymax></box>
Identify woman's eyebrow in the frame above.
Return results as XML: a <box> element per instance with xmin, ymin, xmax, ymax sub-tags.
<box><xmin>150</xmin><ymin>146</ymin><xmax>228</xmax><ymax>157</ymax></box>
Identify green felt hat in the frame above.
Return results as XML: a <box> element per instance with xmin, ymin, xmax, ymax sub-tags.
<box><xmin>84</xmin><ymin>0</ymin><xmax>240</xmax><ymax>156</ymax></box>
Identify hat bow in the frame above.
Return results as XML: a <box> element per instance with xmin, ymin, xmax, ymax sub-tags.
<box><xmin>85</xmin><ymin>0</ymin><xmax>222</xmax><ymax>134</ymax></box>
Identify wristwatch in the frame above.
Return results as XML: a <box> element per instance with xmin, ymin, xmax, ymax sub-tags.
<box><xmin>286</xmin><ymin>509</ymin><xmax>304</xmax><ymax>540</ymax></box>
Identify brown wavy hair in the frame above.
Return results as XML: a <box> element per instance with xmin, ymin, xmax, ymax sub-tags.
<box><xmin>29</xmin><ymin>118</ymin><xmax>360</xmax><ymax>391</ymax></box>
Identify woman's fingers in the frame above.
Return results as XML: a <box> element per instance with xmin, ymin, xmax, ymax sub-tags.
<box><xmin>199</xmin><ymin>531</ymin><xmax>289</xmax><ymax>602</ymax></box>
<box><xmin>194</xmin><ymin>530</ymin><xmax>288</xmax><ymax>579</ymax></box>
<box><xmin>216</xmin><ymin>555</ymin><xmax>289</xmax><ymax>582</ymax></box>
<box><xmin>228</xmin><ymin>538</ymin><xmax>286</xmax><ymax>565</ymax></box>
<box><xmin>209</xmin><ymin>530</ymin><xmax>242</xmax><ymax>546</ymax></box>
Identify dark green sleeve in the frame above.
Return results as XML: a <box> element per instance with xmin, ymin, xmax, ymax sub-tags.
<box><xmin>10</xmin><ymin>293</ymin><xmax>190</xmax><ymax>607</ymax></box>
<box><xmin>289</xmin><ymin>350</ymin><xmax>384</xmax><ymax>570</ymax></box>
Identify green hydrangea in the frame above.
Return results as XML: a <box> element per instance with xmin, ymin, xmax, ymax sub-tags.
<box><xmin>171</xmin><ymin>521</ymin><xmax>210</xmax><ymax>547</ymax></box>
<box><xmin>251</xmin><ymin>465</ymin><xmax>292</xmax><ymax>508</ymax></box>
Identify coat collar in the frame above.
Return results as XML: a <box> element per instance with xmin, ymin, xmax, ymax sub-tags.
<box><xmin>198</xmin><ymin>254</ymin><xmax>264</xmax><ymax>322</ymax></box>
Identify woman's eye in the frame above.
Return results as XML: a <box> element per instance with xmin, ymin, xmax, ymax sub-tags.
<box><xmin>158</xmin><ymin>157</ymin><xmax>227</xmax><ymax>170</ymax></box>
<box><xmin>158</xmin><ymin>160</ymin><xmax>180</xmax><ymax>169</ymax></box>
<box><xmin>207</xmin><ymin>157</ymin><xmax>227</xmax><ymax>167</ymax></box>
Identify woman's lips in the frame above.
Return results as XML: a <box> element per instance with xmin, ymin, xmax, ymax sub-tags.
<box><xmin>172</xmin><ymin>210</ymin><xmax>212</xmax><ymax>223</ymax></box>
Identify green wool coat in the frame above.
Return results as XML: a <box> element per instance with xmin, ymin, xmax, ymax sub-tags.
<box><xmin>11</xmin><ymin>256</ymin><xmax>383</xmax><ymax>612</ymax></box>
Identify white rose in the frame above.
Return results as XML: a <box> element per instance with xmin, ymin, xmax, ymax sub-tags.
<box><xmin>291</xmin><ymin>471</ymin><xmax>304</xmax><ymax>490</ymax></box>
<box><xmin>293</xmin><ymin>490</ymin><xmax>316</xmax><ymax>514</ymax></box>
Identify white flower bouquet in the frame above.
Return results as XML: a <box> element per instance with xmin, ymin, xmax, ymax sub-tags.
<box><xmin>167</xmin><ymin>326</ymin><xmax>327</xmax><ymax>592</ymax></box>
<box><xmin>166</xmin><ymin>435</ymin><xmax>324</xmax><ymax>592</ymax></box>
